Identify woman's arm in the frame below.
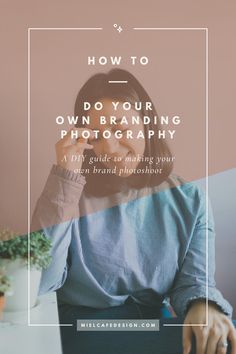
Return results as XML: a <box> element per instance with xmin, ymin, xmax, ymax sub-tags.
<box><xmin>169</xmin><ymin>187</ymin><xmax>235</xmax><ymax>353</ymax></box>
<box><xmin>31</xmin><ymin>164</ymin><xmax>86</xmax><ymax>295</ymax></box>
<box><xmin>31</xmin><ymin>128</ymin><xmax>94</xmax><ymax>295</ymax></box>
<box><xmin>169</xmin><ymin>187</ymin><xmax>232</xmax><ymax>318</ymax></box>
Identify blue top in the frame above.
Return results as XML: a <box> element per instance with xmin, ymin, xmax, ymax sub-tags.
<box><xmin>33</xmin><ymin>165</ymin><xmax>232</xmax><ymax>318</ymax></box>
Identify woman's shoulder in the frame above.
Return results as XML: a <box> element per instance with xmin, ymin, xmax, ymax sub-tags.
<box><xmin>151</xmin><ymin>173</ymin><xmax>206</xmax><ymax>206</ymax></box>
<box><xmin>78</xmin><ymin>173</ymin><xmax>206</xmax><ymax>217</ymax></box>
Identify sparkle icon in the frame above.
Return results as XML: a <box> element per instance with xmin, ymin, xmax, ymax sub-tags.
<box><xmin>113</xmin><ymin>24</ymin><xmax>123</xmax><ymax>33</ymax></box>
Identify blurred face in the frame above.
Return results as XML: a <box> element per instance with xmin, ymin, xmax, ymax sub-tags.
<box><xmin>88</xmin><ymin>98</ymin><xmax>145</xmax><ymax>177</ymax></box>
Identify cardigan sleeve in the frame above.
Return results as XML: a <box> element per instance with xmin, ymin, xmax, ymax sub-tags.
<box><xmin>31</xmin><ymin>164</ymin><xmax>86</xmax><ymax>294</ymax></box>
<box><xmin>169</xmin><ymin>187</ymin><xmax>233</xmax><ymax>318</ymax></box>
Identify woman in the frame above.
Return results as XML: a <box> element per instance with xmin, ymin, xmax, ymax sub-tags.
<box><xmin>32</xmin><ymin>69</ymin><xmax>236</xmax><ymax>354</ymax></box>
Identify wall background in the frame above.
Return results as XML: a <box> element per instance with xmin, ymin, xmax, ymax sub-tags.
<box><xmin>0</xmin><ymin>0</ymin><xmax>235</xmax><ymax>311</ymax></box>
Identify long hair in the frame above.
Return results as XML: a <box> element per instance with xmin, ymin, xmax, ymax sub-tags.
<box><xmin>74</xmin><ymin>68</ymin><xmax>173</xmax><ymax>196</ymax></box>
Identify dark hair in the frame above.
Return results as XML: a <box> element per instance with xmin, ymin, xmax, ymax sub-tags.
<box><xmin>74</xmin><ymin>68</ymin><xmax>173</xmax><ymax>196</ymax></box>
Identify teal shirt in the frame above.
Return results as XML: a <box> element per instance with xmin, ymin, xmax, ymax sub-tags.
<box><xmin>34</xmin><ymin>165</ymin><xmax>232</xmax><ymax>317</ymax></box>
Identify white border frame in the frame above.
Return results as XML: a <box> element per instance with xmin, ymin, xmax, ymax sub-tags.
<box><xmin>28</xmin><ymin>27</ymin><xmax>208</xmax><ymax>327</ymax></box>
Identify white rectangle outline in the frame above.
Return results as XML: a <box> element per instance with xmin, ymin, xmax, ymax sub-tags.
<box><xmin>28</xmin><ymin>27</ymin><xmax>208</xmax><ymax>327</ymax></box>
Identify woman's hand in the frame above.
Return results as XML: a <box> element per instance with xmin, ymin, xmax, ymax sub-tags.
<box><xmin>55</xmin><ymin>128</ymin><xmax>94</xmax><ymax>171</ymax></box>
<box><xmin>183</xmin><ymin>300</ymin><xmax>236</xmax><ymax>354</ymax></box>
